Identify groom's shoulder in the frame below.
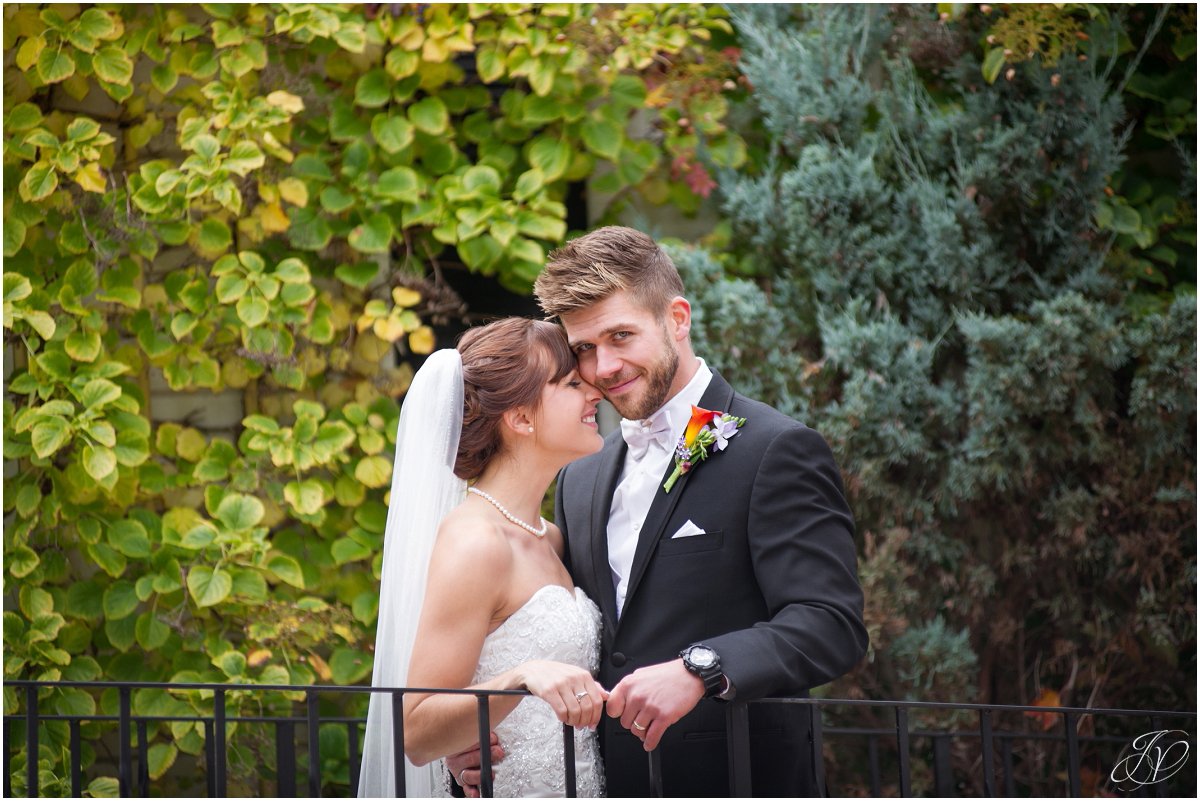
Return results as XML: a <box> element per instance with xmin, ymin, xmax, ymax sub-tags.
<box><xmin>727</xmin><ymin>389</ymin><xmax>807</xmax><ymax>438</ymax></box>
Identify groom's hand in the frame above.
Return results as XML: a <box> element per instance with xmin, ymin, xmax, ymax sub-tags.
<box><xmin>606</xmin><ymin>659</ymin><xmax>705</xmax><ymax>751</ymax></box>
<box><xmin>445</xmin><ymin>733</ymin><xmax>504</xmax><ymax>798</ymax></box>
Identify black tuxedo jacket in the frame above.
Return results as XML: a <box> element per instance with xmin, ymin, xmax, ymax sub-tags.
<box><xmin>555</xmin><ymin>369</ymin><xmax>867</xmax><ymax>797</ymax></box>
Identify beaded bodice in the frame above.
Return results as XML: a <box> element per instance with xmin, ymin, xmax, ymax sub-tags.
<box><xmin>472</xmin><ymin>585</ymin><xmax>604</xmax><ymax>797</ymax></box>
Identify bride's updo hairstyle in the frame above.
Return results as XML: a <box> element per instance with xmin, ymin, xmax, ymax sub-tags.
<box><xmin>454</xmin><ymin>318</ymin><xmax>576</xmax><ymax>480</ymax></box>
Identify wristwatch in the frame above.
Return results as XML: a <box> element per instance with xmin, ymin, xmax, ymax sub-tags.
<box><xmin>679</xmin><ymin>644</ymin><xmax>724</xmax><ymax>697</ymax></box>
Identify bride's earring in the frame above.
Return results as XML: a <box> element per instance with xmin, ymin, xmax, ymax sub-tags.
<box><xmin>527</xmin><ymin>426</ymin><xmax>534</xmax><ymax>433</ymax></box>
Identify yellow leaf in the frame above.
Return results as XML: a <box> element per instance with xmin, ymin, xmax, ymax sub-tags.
<box><xmin>422</xmin><ymin>36</ymin><xmax>448</xmax><ymax>63</ymax></box>
<box><xmin>408</xmin><ymin>325</ymin><xmax>435</xmax><ymax>355</ymax></box>
<box><xmin>74</xmin><ymin>162</ymin><xmax>106</xmax><ymax>193</ymax></box>
<box><xmin>373</xmin><ymin>314</ymin><xmax>408</xmax><ymax>342</ymax></box>
<box><xmin>259</xmin><ymin>202</ymin><xmax>290</xmax><ymax>233</ymax></box>
<box><xmin>391</xmin><ymin>286</ymin><xmax>421</xmax><ymax>307</ymax></box>
<box><xmin>306</xmin><ymin>653</ymin><xmax>332</xmax><ymax>682</ymax></box>
<box><xmin>247</xmin><ymin>648</ymin><xmax>272</xmax><ymax>668</ymax></box>
<box><xmin>16</xmin><ymin>35</ymin><xmax>45</xmax><ymax>72</ymax></box>
<box><xmin>265</xmin><ymin>90</ymin><xmax>304</xmax><ymax>114</ymax></box>
<box><xmin>277</xmin><ymin>177</ymin><xmax>308</xmax><ymax>207</ymax></box>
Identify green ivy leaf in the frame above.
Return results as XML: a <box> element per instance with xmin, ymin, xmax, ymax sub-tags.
<box><xmin>354</xmin><ymin>69</ymin><xmax>392</xmax><ymax>108</ymax></box>
<box><xmin>236</xmin><ymin>294</ymin><xmax>270</xmax><ymax>327</ymax></box>
<box><xmin>80</xmin><ymin>378</ymin><xmax>122</xmax><ymax>408</ymax></box>
<box><xmin>3</xmin><ymin>219</ymin><xmax>27</xmax><ymax>257</ymax></box>
<box><xmin>187</xmin><ymin>566</ymin><xmax>233</xmax><ymax>607</ymax></box>
<box><xmin>331</xmin><ymin>537</ymin><xmax>371</xmax><ymax>565</ymax></box>
<box><xmin>225</xmin><ymin>141</ymin><xmax>265</xmax><ymax>176</ymax></box>
<box><xmin>109</xmin><ymin>520</ymin><xmax>151</xmax><ymax>558</ymax></box>
<box><xmin>20</xmin><ymin>161</ymin><xmax>59</xmax><ymax>202</ymax></box>
<box><xmin>214</xmin><ymin>650</ymin><xmax>246</xmax><ymax>677</ymax></box>
<box><xmin>105</xmin><ymin>614</ymin><xmax>136</xmax><ymax>651</ymax></box>
<box><xmin>375</xmin><ymin>166</ymin><xmax>421</xmax><ymax>203</ymax></box>
<box><xmin>348</xmin><ymin>212</ymin><xmax>394</xmax><ymax>254</ymax></box>
<box><xmin>147</xmin><ymin>743</ymin><xmax>178</xmax><ymax>781</ymax></box>
<box><xmin>37</xmin><ymin>48</ymin><xmax>76</xmax><ymax>84</ymax></box>
<box><xmin>528</xmin><ymin>136</ymin><xmax>570</xmax><ymax>182</ymax></box>
<box><xmin>352</xmin><ymin>592</ymin><xmax>379</xmax><ymax>624</ymax></box>
<box><xmin>581</xmin><ymin>117</ymin><xmax>623</xmax><ymax>161</ymax></box>
<box><xmin>86</xmin><ymin>543</ymin><xmax>126</xmax><ymax>578</ymax></box>
<box><xmin>87</xmin><ymin>777</ymin><xmax>120</xmax><ymax>798</ymax></box>
<box><xmin>83</xmin><ymin>444</ymin><xmax>118</xmax><ymax>481</ymax></box>
<box><xmin>102</xmin><ymin>580</ymin><xmax>139</xmax><ymax>620</ymax></box>
<box><xmin>8</xmin><ymin>545</ymin><xmax>40</xmax><ymax>578</ymax></box>
<box><xmin>329</xmin><ymin>647</ymin><xmax>372</xmax><ymax>685</ymax></box>
<box><xmin>135</xmin><ymin>612</ymin><xmax>171</xmax><ymax>650</ymax></box>
<box><xmin>31</xmin><ymin>417</ymin><xmax>71</xmax><ymax>458</ymax></box>
<box><xmin>216</xmin><ymin>493</ymin><xmax>265</xmax><ymax>530</ymax></box>
<box><xmin>267</xmin><ymin>554</ymin><xmax>305</xmax><ymax>588</ymax></box>
<box><xmin>408</xmin><ymin>96</ymin><xmax>449</xmax><ymax>135</ymax></box>
<box><xmin>354</xmin><ymin>455</ymin><xmax>392</xmax><ymax>488</ymax></box>
<box><xmin>287</xmin><ymin>206</ymin><xmax>334</xmax><ymax>251</ymax></box>
<box><xmin>6</xmin><ymin>102</ymin><xmax>44</xmax><ymax>132</ymax></box>
<box><xmin>476</xmin><ymin>45</ymin><xmax>506</xmax><ymax>83</ymax></box>
<box><xmin>334</xmin><ymin>261</ymin><xmax>379</xmax><ymax>289</ymax></box>
<box><xmin>283</xmin><ymin>479</ymin><xmax>324</xmax><ymax>515</ymax></box>
<box><xmin>65</xmin><ymin>330</ymin><xmax>102</xmax><ymax>362</ymax></box>
<box><xmin>93</xmin><ymin>45</ymin><xmax>134</xmax><ymax>85</ymax></box>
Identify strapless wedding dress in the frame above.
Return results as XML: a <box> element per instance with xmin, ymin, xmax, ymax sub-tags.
<box><xmin>471</xmin><ymin>585</ymin><xmax>605</xmax><ymax>797</ymax></box>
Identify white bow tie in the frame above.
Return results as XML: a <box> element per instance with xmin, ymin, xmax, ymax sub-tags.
<box><xmin>620</xmin><ymin>412</ymin><xmax>675</xmax><ymax>461</ymax></box>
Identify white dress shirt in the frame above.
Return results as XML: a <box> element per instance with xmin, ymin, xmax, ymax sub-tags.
<box><xmin>608</xmin><ymin>359</ymin><xmax>712</xmax><ymax>618</ymax></box>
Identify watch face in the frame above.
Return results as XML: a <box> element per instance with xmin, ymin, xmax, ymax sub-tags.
<box><xmin>688</xmin><ymin>646</ymin><xmax>717</xmax><ymax>669</ymax></box>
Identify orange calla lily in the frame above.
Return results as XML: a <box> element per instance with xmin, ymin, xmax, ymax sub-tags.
<box><xmin>683</xmin><ymin>406</ymin><xmax>719</xmax><ymax>447</ymax></box>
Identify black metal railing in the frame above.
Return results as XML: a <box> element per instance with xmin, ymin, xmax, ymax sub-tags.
<box><xmin>4</xmin><ymin>680</ymin><xmax>1195</xmax><ymax>797</ymax></box>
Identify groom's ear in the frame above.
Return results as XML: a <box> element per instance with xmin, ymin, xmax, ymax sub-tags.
<box><xmin>667</xmin><ymin>296</ymin><xmax>692</xmax><ymax>342</ymax></box>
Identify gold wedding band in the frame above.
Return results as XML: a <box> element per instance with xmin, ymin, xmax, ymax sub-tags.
<box><xmin>574</xmin><ymin>690</ymin><xmax>589</xmax><ymax>700</ymax></box>
<box><xmin>632</xmin><ymin>721</ymin><xmax>647</xmax><ymax>732</ymax></box>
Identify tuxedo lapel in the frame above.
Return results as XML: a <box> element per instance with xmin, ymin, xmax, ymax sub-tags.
<box><xmin>620</xmin><ymin>372</ymin><xmax>737</xmax><ymax>625</ymax></box>
<box><xmin>587</xmin><ymin>435</ymin><xmax>626</xmax><ymax>635</ymax></box>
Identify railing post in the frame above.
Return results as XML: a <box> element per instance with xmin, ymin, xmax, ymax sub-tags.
<box><xmin>867</xmin><ymin>734</ymin><xmax>881</xmax><ymax>797</ymax></box>
<box><xmin>214</xmin><ymin>688</ymin><xmax>228</xmax><ymax>798</ymax></box>
<box><xmin>895</xmin><ymin>706</ymin><xmax>911</xmax><ymax>797</ymax></box>
<box><xmin>1063</xmin><ymin>711</ymin><xmax>1080</xmax><ymax>797</ymax></box>
<box><xmin>25</xmin><ymin>685</ymin><xmax>39</xmax><ymax>798</ymax></box>
<box><xmin>70</xmin><ymin>719</ymin><xmax>82</xmax><ymax>798</ymax></box>
<box><xmin>1000</xmin><ymin>735</ymin><xmax>1015</xmax><ymax>797</ymax></box>
<box><xmin>979</xmin><ymin>709</ymin><xmax>996</xmax><ymax>797</ymax></box>
<box><xmin>809</xmin><ymin>703</ymin><xmax>826</xmax><ymax>797</ymax></box>
<box><xmin>391</xmin><ymin>691</ymin><xmax>406</xmax><ymax>798</ymax></box>
<box><xmin>204</xmin><ymin>720</ymin><xmax>215</xmax><ymax>797</ymax></box>
<box><xmin>137</xmin><ymin>719</ymin><xmax>150</xmax><ymax>797</ymax></box>
<box><xmin>118</xmin><ymin>685</ymin><xmax>132</xmax><ymax>798</ymax></box>
<box><xmin>476</xmin><ymin>695</ymin><xmax>493</xmax><ymax>798</ymax></box>
<box><xmin>275</xmin><ymin>720</ymin><xmax>296</xmax><ymax>797</ymax></box>
<box><xmin>306</xmin><ymin>691</ymin><xmax>321</xmax><ymax>797</ymax></box>
<box><xmin>932</xmin><ymin>734</ymin><xmax>953</xmax><ymax>796</ymax></box>
<box><xmin>347</xmin><ymin>721</ymin><xmax>360</xmax><ymax>798</ymax></box>
<box><xmin>726</xmin><ymin>701</ymin><xmax>751</xmax><ymax>796</ymax></box>
<box><xmin>562</xmin><ymin>723</ymin><xmax>576</xmax><ymax>797</ymax></box>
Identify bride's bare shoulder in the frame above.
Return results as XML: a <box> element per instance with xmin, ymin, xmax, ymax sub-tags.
<box><xmin>432</xmin><ymin>505</ymin><xmax>514</xmax><ymax>570</ymax></box>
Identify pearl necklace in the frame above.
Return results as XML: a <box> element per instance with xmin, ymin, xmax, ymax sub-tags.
<box><xmin>467</xmin><ymin>487</ymin><xmax>548</xmax><ymax>538</ymax></box>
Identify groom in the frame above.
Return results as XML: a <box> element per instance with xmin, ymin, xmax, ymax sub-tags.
<box><xmin>458</xmin><ymin>227</ymin><xmax>867</xmax><ymax>796</ymax></box>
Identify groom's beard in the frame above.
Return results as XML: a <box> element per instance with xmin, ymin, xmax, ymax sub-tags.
<box><xmin>602</xmin><ymin>328</ymin><xmax>679</xmax><ymax>421</ymax></box>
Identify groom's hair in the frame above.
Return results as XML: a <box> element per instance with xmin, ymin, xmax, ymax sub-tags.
<box><xmin>454</xmin><ymin>318</ymin><xmax>576</xmax><ymax>480</ymax></box>
<box><xmin>535</xmin><ymin>226</ymin><xmax>684</xmax><ymax>318</ymax></box>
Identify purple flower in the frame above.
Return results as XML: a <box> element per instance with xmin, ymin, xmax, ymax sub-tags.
<box><xmin>712</xmin><ymin>416</ymin><xmax>742</xmax><ymax>451</ymax></box>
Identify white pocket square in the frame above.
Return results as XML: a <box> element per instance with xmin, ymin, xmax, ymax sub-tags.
<box><xmin>671</xmin><ymin>520</ymin><xmax>707</xmax><ymax>539</ymax></box>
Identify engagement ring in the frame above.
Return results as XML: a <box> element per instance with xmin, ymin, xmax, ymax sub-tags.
<box><xmin>574</xmin><ymin>690</ymin><xmax>589</xmax><ymax>700</ymax></box>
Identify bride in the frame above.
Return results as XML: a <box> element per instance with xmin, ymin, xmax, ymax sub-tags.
<box><xmin>358</xmin><ymin>318</ymin><xmax>608</xmax><ymax>798</ymax></box>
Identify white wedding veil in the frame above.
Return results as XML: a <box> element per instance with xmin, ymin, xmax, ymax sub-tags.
<box><xmin>359</xmin><ymin>349</ymin><xmax>466</xmax><ymax>798</ymax></box>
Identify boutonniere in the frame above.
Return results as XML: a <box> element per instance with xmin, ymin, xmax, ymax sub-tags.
<box><xmin>663</xmin><ymin>405</ymin><xmax>747</xmax><ymax>493</ymax></box>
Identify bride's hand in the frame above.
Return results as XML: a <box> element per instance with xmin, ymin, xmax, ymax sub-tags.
<box><xmin>517</xmin><ymin>661</ymin><xmax>609</xmax><ymax>729</ymax></box>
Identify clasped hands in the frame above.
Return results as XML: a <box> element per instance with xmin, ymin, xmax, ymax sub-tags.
<box><xmin>449</xmin><ymin>659</ymin><xmax>704</xmax><ymax>795</ymax></box>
